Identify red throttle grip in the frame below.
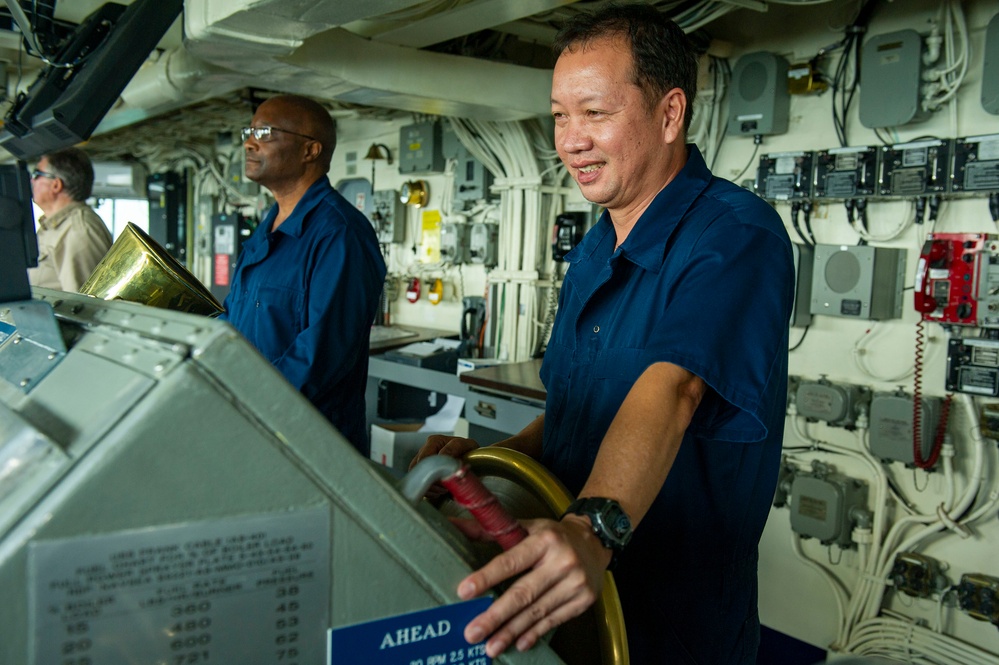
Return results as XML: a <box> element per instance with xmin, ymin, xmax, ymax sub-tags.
<box><xmin>440</xmin><ymin>464</ymin><xmax>527</xmax><ymax>551</ymax></box>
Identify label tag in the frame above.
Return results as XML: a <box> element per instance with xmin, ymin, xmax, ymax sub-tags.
<box><xmin>329</xmin><ymin>597</ymin><xmax>492</xmax><ymax>665</ymax></box>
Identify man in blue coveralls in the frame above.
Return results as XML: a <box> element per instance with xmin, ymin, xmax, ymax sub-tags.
<box><xmin>221</xmin><ymin>94</ymin><xmax>386</xmax><ymax>456</ymax></box>
<box><xmin>413</xmin><ymin>5</ymin><xmax>794</xmax><ymax>663</ymax></box>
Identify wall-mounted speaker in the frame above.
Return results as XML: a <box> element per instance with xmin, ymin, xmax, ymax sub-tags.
<box><xmin>727</xmin><ymin>51</ymin><xmax>790</xmax><ymax>136</ymax></box>
<box><xmin>809</xmin><ymin>244</ymin><xmax>906</xmax><ymax>320</ymax></box>
<box><xmin>983</xmin><ymin>12</ymin><xmax>999</xmax><ymax>115</ymax></box>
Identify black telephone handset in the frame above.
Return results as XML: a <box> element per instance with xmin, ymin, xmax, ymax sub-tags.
<box><xmin>552</xmin><ymin>212</ymin><xmax>586</xmax><ymax>261</ymax></box>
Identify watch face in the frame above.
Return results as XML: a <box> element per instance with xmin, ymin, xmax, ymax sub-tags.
<box><xmin>608</xmin><ymin>510</ymin><xmax>631</xmax><ymax>539</ymax></box>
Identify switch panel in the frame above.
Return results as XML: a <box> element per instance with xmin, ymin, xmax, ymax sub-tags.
<box><xmin>946</xmin><ymin>337</ymin><xmax>999</xmax><ymax>396</ymax></box>
<box><xmin>951</xmin><ymin>134</ymin><xmax>999</xmax><ymax>194</ymax></box>
<box><xmin>399</xmin><ymin>120</ymin><xmax>445</xmax><ymax>173</ymax></box>
<box><xmin>789</xmin><ymin>462</ymin><xmax>868</xmax><ymax>547</ymax></box>
<box><xmin>370</xmin><ymin>189</ymin><xmax>406</xmax><ymax>244</ymax></box>
<box><xmin>756</xmin><ymin>151</ymin><xmax>814</xmax><ymax>201</ymax></box>
<box><xmin>814</xmin><ymin>146</ymin><xmax>878</xmax><ymax>199</ymax></box>
<box><xmin>879</xmin><ymin>139</ymin><xmax>951</xmax><ymax>196</ymax></box>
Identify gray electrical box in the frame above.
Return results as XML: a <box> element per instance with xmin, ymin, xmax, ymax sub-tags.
<box><xmin>370</xmin><ymin>189</ymin><xmax>406</xmax><ymax>243</ymax></box>
<box><xmin>469</xmin><ymin>222</ymin><xmax>499</xmax><ymax>267</ymax></box>
<box><xmin>983</xmin><ymin>12</ymin><xmax>999</xmax><ymax>115</ymax></box>
<box><xmin>790</xmin><ymin>463</ymin><xmax>868</xmax><ymax>547</ymax></box>
<box><xmin>790</xmin><ymin>243</ymin><xmax>814</xmax><ymax>328</ymax></box>
<box><xmin>860</xmin><ymin>29</ymin><xmax>927</xmax><ymax>128</ymax></box>
<box><xmin>400</xmin><ymin>120</ymin><xmax>445</xmax><ymax>174</ymax></box>
<box><xmin>727</xmin><ymin>51</ymin><xmax>790</xmax><ymax>136</ymax></box>
<box><xmin>794</xmin><ymin>377</ymin><xmax>870</xmax><ymax>429</ymax></box>
<box><xmin>440</xmin><ymin>222</ymin><xmax>469</xmax><ymax>264</ymax></box>
<box><xmin>442</xmin><ymin>121</ymin><xmax>493</xmax><ymax>206</ymax></box>
<box><xmin>810</xmin><ymin>244</ymin><xmax>906</xmax><ymax>320</ymax></box>
<box><xmin>870</xmin><ymin>391</ymin><xmax>942</xmax><ymax>466</ymax></box>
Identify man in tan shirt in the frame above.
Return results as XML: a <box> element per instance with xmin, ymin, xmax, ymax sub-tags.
<box><xmin>28</xmin><ymin>147</ymin><xmax>113</xmax><ymax>292</ymax></box>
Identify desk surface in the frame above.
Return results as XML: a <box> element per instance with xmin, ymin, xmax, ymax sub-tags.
<box><xmin>369</xmin><ymin>325</ymin><xmax>457</xmax><ymax>354</ymax></box>
<box><xmin>460</xmin><ymin>359</ymin><xmax>546</xmax><ymax>402</ymax></box>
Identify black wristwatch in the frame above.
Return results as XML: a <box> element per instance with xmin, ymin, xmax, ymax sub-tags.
<box><xmin>561</xmin><ymin>497</ymin><xmax>633</xmax><ymax>570</ymax></box>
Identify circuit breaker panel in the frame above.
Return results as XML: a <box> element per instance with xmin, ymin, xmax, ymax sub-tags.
<box><xmin>914</xmin><ymin>233</ymin><xmax>999</xmax><ymax>327</ymax></box>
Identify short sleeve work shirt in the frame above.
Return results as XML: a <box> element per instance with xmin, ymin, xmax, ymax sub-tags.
<box><xmin>221</xmin><ymin>177</ymin><xmax>386</xmax><ymax>454</ymax></box>
<box><xmin>540</xmin><ymin>146</ymin><xmax>794</xmax><ymax>663</ymax></box>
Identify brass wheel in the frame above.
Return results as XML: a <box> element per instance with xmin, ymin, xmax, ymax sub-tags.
<box><xmin>443</xmin><ymin>447</ymin><xmax>629</xmax><ymax>665</ymax></box>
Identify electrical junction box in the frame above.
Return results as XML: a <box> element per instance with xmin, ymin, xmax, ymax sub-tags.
<box><xmin>790</xmin><ymin>242</ymin><xmax>813</xmax><ymax>328</ymax></box>
<box><xmin>946</xmin><ymin>336</ymin><xmax>999</xmax><ymax>396</ymax></box>
<box><xmin>755</xmin><ymin>151</ymin><xmax>814</xmax><ymax>201</ymax></box>
<box><xmin>439</xmin><ymin>222</ymin><xmax>469</xmax><ymax>264</ymax></box>
<box><xmin>794</xmin><ymin>377</ymin><xmax>870</xmax><ymax>429</ymax></box>
<box><xmin>869</xmin><ymin>391</ymin><xmax>941</xmax><ymax>466</ymax></box>
<box><xmin>879</xmin><ymin>139</ymin><xmax>951</xmax><ymax>196</ymax></box>
<box><xmin>859</xmin><ymin>29</ymin><xmax>928</xmax><ymax>129</ymax></box>
<box><xmin>370</xmin><ymin>189</ymin><xmax>405</xmax><ymax>244</ymax></box>
<box><xmin>982</xmin><ymin>12</ymin><xmax>999</xmax><ymax>115</ymax></box>
<box><xmin>727</xmin><ymin>51</ymin><xmax>790</xmax><ymax>136</ymax></box>
<box><xmin>399</xmin><ymin>120</ymin><xmax>445</xmax><ymax>174</ymax></box>
<box><xmin>814</xmin><ymin>146</ymin><xmax>878</xmax><ymax>199</ymax></box>
<box><xmin>979</xmin><ymin>401</ymin><xmax>999</xmax><ymax>439</ymax></box>
<box><xmin>468</xmin><ymin>222</ymin><xmax>498</xmax><ymax>267</ymax></box>
<box><xmin>441</xmin><ymin>119</ymin><xmax>494</xmax><ymax>206</ymax></box>
<box><xmin>810</xmin><ymin>244</ymin><xmax>906</xmax><ymax>320</ymax></box>
<box><xmin>957</xmin><ymin>573</ymin><xmax>999</xmax><ymax>626</ymax></box>
<box><xmin>789</xmin><ymin>462</ymin><xmax>868</xmax><ymax>547</ymax></box>
<box><xmin>951</xmin><ymin>134</ymin><xmax>999</xmax><ymax>194</ymax></box>
<box><xmin>891</xmin><ymin>553</ymin><xmax>949</xmax><ymax>599</ymax></box>
<box><xmin>915</xmin><ymin>233</ymin><xmax>999</xmax><ymax>327</ymax></box>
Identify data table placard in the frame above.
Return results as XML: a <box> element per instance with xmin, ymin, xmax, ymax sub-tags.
<box><xmin>30</xmin><ymin>506</ymin><xmax>330</xmax><ymax>665</ymax></box>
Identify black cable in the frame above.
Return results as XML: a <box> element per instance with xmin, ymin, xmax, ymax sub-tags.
<box><xmin>855</xmin><ymin>197</ymin><xmax>868</xmax><ymax>232</ymax></box>
<box><xmin>928</xmin><ymin>195</ymin><xmax>941</xmax><ymax>224</ymax></box>
<box><xmin>802</xmin><ymin>200</ymin><xmax>816</xmax><ymax>245</ymax></box>
<box><xmin>790</xmin><ymin>325</ymin><xmax>810</xmax><ymax>352</ymax></box>
<box><xmin>789</xmin><ymin>201</ymin><xmax>811</xmax><ymax>246</ymax></box>
<box><xmin>990</xmin><ymin>193</ymin><xmax>999</xmax><ymax>223</ymax></box>
<box><xmin>915</xmin><ymin>197</ymin><xmax>927</xmax><ymax>225</ymax></box>
<box><xmin>732</xmin><ymin>139</ymin><xmax>762</xmax><ymax>186</ymax></box>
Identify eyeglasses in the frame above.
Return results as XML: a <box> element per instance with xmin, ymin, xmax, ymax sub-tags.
<box><xmin>31</xmin><ymin>169</ymin><xmax>58</xmax><ymax>180</ymax></box>
<box><xmin>241</xmin><ymin>126</ymin><xmax>320</xmax><ymax>143</ymax></box>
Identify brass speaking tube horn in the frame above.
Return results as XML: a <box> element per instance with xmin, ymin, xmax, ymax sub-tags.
<box><xmin>80</xmin><ymin>222</ymin><xmax>223</xmax><ymax>316</ymax></box>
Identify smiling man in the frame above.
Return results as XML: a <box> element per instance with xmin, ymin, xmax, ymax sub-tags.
<box><xmin>220</xmin><ymin>94</ymin><xmax>386</xmax><ymax>455</ymax></box>
<box><xmin>412</xmin><ymin>5</ymin><xmax>794</xmax><ymax>663</ymax></box>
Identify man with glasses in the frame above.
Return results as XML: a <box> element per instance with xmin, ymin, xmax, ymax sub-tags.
<box><xmin>221</xmin><ymin>94</ymin><xmax>386</xmax><ymax>456</ymax></box>
<box><xmin>28</xmin><ymin>147</ymin><xmax>113</xmax><ymax>291</ymax></box>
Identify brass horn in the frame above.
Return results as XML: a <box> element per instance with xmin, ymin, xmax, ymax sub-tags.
<box><xmin>80</xmin><ymin>222</ymin><xmax>223</xmax><ymax>316</ymax></box>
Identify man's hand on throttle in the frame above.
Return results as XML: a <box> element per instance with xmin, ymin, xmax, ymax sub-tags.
<box><xmin>450</xmin><ymin>514</ymin><xmax>610</xmax><ymax>658</ymax></box>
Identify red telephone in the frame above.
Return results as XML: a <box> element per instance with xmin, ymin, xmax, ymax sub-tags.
<box><xmin>914</xmin><ymin>233</ymin><xmax>998</xmax><ymax>325</ymax></box>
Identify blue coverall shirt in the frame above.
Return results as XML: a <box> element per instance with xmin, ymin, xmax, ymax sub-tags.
<box><xmin>540</xmin><ymin>145</ymin><xmax>794</xmax><ymax>664</ymax></box>
<box><xmin>221</xmin><ymin>176</ymin><xmax>386</xmax><ymax>455</ymax></box>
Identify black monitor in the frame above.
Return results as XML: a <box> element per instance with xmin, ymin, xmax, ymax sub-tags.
<box><xmin>0</xmin><ymin>163</ymin><xmax>38</xmax><ymax>303</ymax></box>
<box><xmin>0</xmin><ymin>0</ymin><xmax>183</xmax><ymax>161</ymax></box>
